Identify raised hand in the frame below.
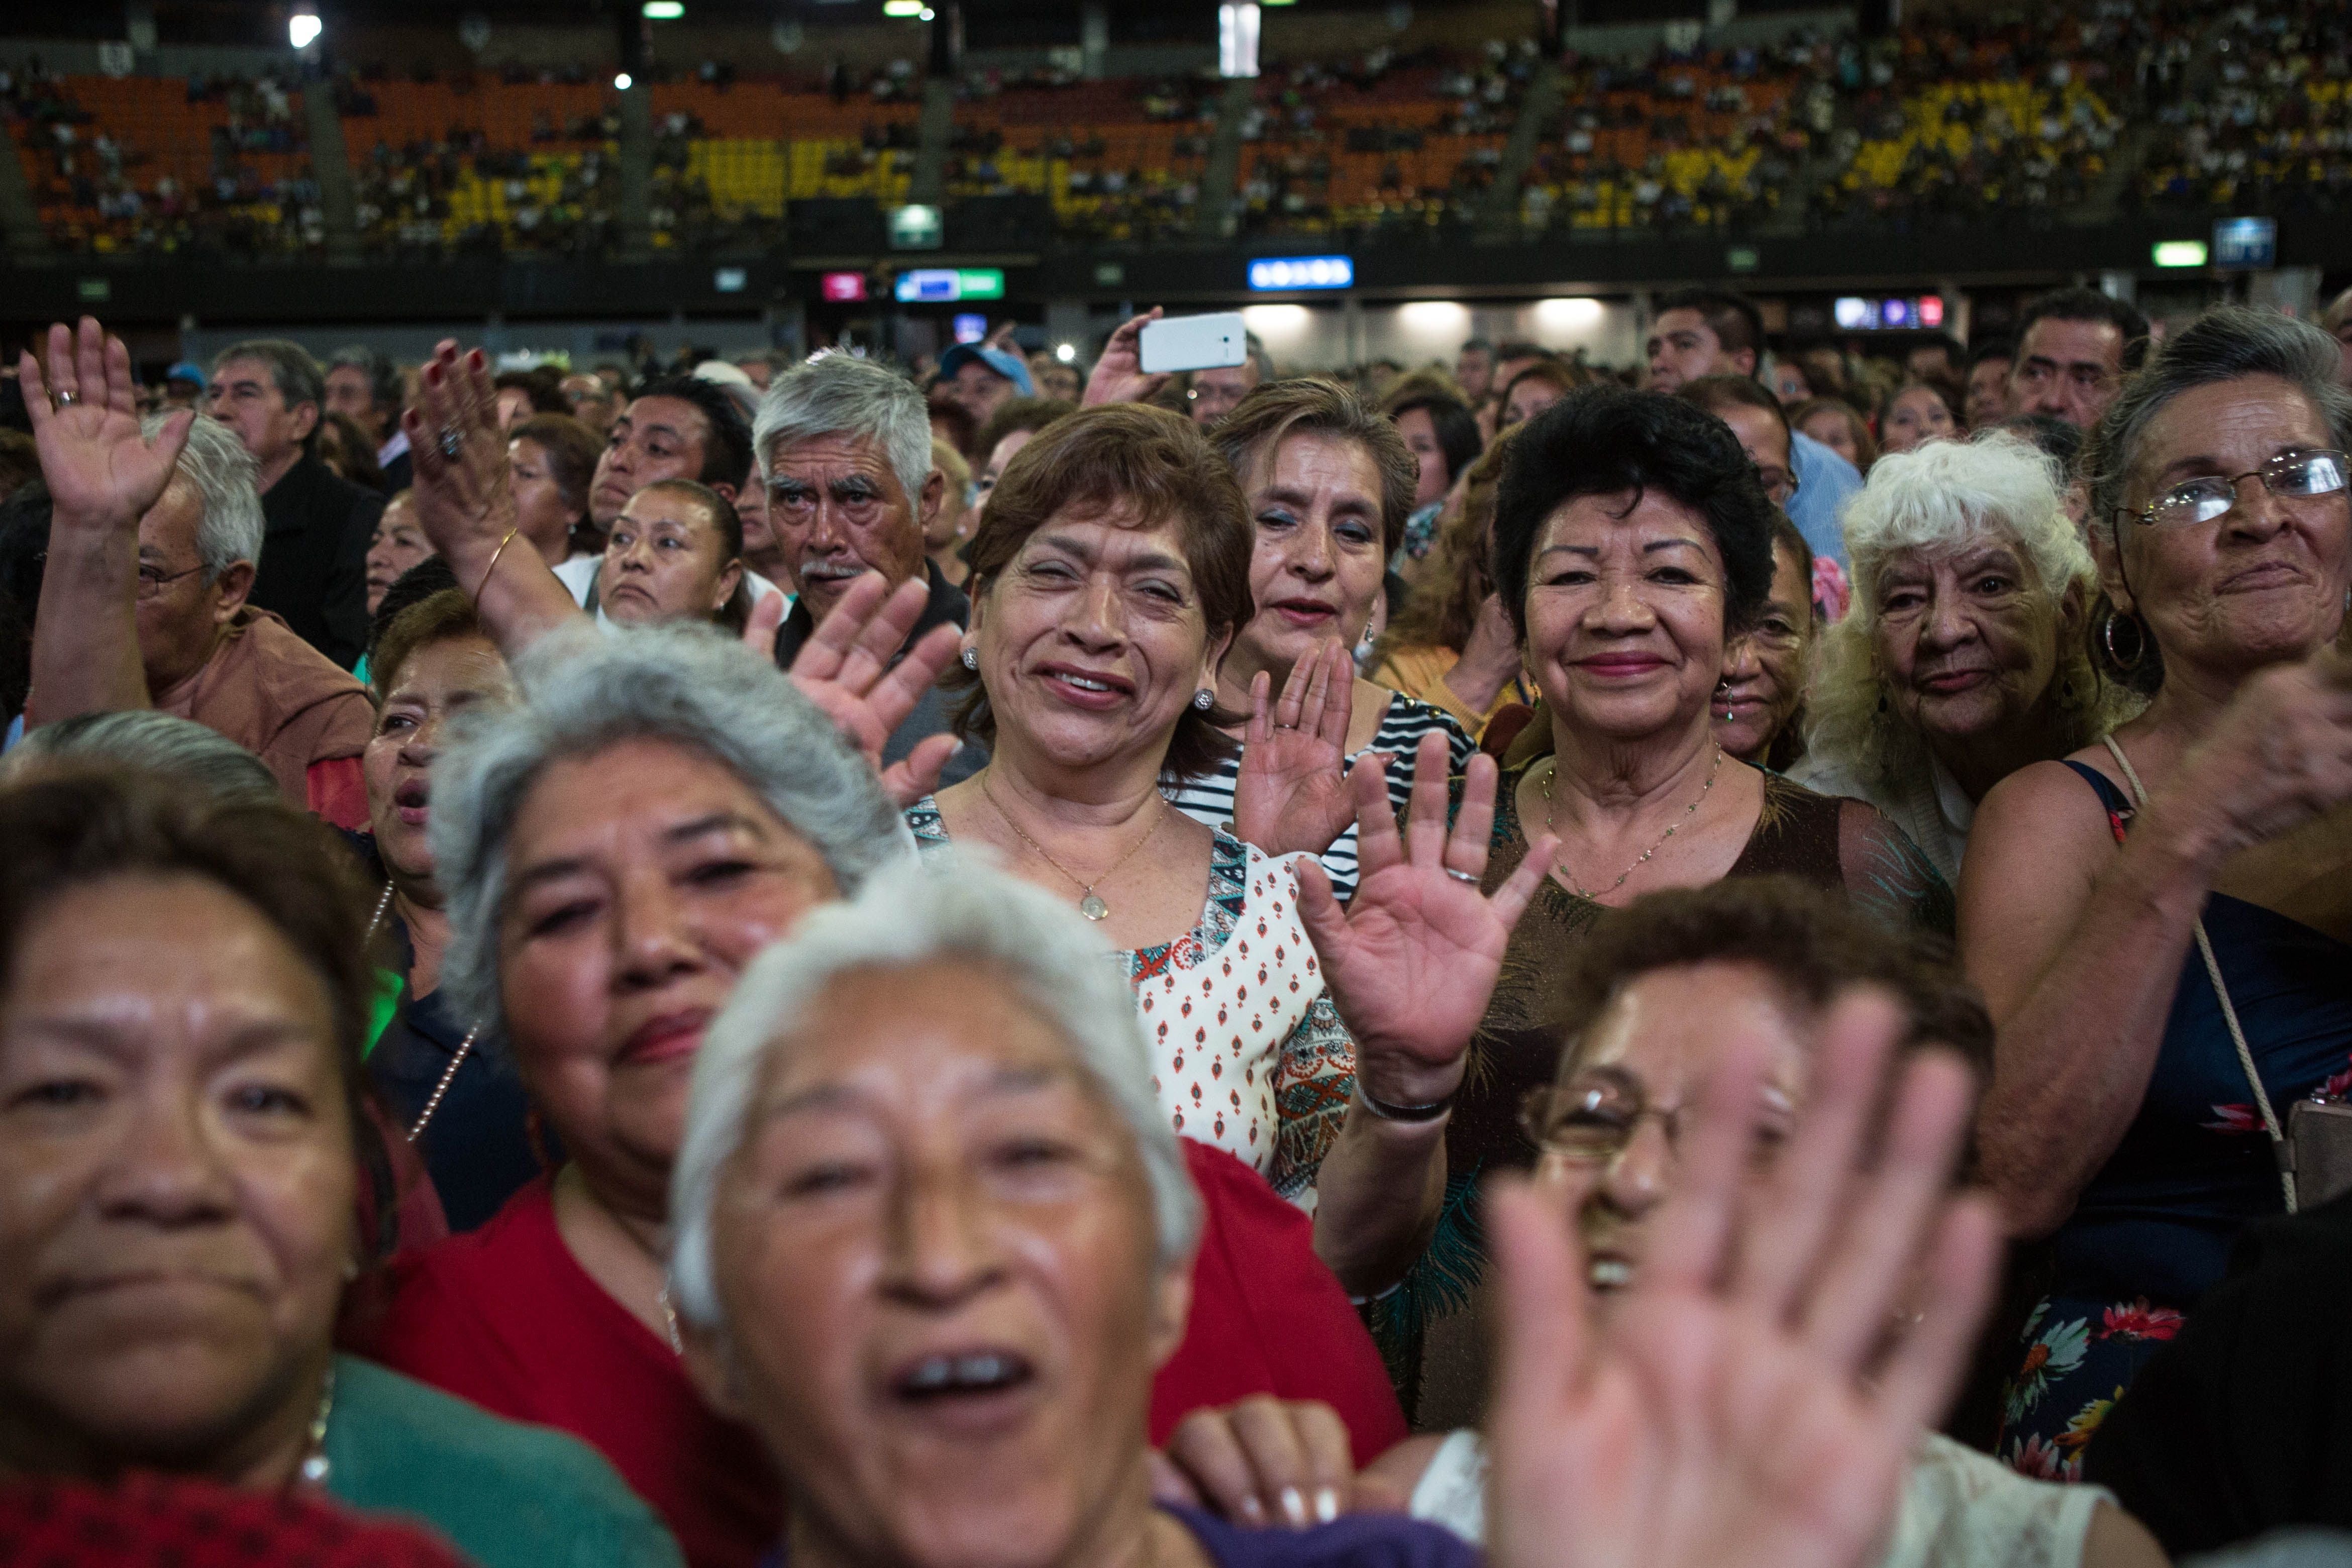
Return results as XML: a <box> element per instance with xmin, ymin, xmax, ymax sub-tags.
<box><xmin>1296</xmin><ymin>730</ymin><xmax>1555</xmax><ymax>1108</ymax></box>
<box><xmin>784</xmin><ymin>570</ymin><xmax>962</xmax><ymax>807</ymax></box>
<box><xmin>1233</xmin><ymin>641</ymin><xmax>1378</xmax><ymax>860</ymax></box>
<box><xmin>1083</xmin><ymin>307</ymin><xmax>1171</xmax><ymax>407</ymax></box>
<box><xmin>1483</xmin><ymin>995</ymin><xmax>2000</xmax><ymax>1568</ymax></box>
<box><xmin>403</xmin><ymin>339</ymin><xmax>516</xmax><ymax>560</ymax></box>
<box><xmin>19</xmin><ymin>317</ymin><xmax>192</xmax><ymax>530</ymax></box>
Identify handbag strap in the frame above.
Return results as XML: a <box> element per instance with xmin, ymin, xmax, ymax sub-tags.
<box><xmin>2101</xmin><ymin>736</ymin><xmax>2298</xmax><ymax>1213</ymax></box>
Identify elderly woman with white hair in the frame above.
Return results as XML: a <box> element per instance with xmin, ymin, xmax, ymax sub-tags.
<box><xmin>1963</xmin><ymin>307</ymin><xmax>2352</xmax><ymax>1472</ymax></box>
<box><xmin>664</xmin><ymin>857</ymin><xmax>2005</xmax><ymax>1568</ymax></box>
<box><xmin>1791</xmin><ymin>432</ymin><xmax>2134</xmax><ymax>882</ymax></box>
<box><xmin>352</xmin><ymin>625</ymin><xmax>1433</xmax><ymax>1568</ymax></box>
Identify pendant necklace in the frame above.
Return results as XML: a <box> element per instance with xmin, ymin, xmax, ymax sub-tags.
<box><xmin>369</xmin><ymin>884</ymin><xmax>480</xmax><ymax>1141</ymax></box>
<box><xmin>978</xmin><ymin>769</ymin><xmax>1167</xmax><ymax>922</ymax></box>
<box><xmin>1543</xmin><ymin>745</ymin><xmax>1724</xmax><ymax>901</ymax></box>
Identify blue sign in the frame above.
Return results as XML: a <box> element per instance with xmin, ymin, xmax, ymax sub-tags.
<box><xmin>2212</xmin><ymin>216</ymin><xmax>2278</xmax><ymax>270</ymax></box>
<box><xmin>1248</xmin><ymin>255</ymin><xmax>1354</xmax><ymax>291</ymax></box>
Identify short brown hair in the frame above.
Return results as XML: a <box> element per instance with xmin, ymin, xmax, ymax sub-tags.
<box><xmin>1210</xmin><ymin>379</ymin><xmax>1418</xmax><ymax>557</ymax></box>
<box><xmin>509</xmin><ymin>413</ymin><xmax>604</xmax><ymax>519</ymax></box>
<box><xmin>1791</xmin><ymin>397</ymin><xmax>1878</xmax><ymax>473</ymax></box>
<box><xmin>951</xmin><ymin>403</ymin><xmax>1253</xmax><ymax>784</ymax></box>
<box><xmin>1679</xmin><ymin>373</ymin><xmax>1793</xmax><ymax>446</ymax></box>
<box><xmin>0</xmin><ymin>770</ymin><xmax>398</xmax><ymax>1251</ymax></box>
<box><xmin>976</xmin><ymin>396</ymin><xmax>1079</xmax><ymax>460</ymax></box>
<box><xmin>1551</xmin><ymin>876</ymin><xmax>1988</xmax><ymax>1080</ymax></box>
<box><xmin>371</xmin><ymin>588</ymin><xmax>488</xmax><ymax>699</ymax></box>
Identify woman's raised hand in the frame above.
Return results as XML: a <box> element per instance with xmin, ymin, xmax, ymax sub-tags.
<box><xmin>2153</xmin><ymin>641</ymin><xmax>2352</xmax><ymax>860</ymax></box>
<box><xmin>783</xmin><ymin>571</ymin><xmax>962</xmax><ymax>808</ymax></box>
<box><xmin>404</xmin><ymin>340</ymin><xmax>516</xmax><ymax>558</ymax></box>
<box><xmin>1295</xmin><ymin>730</ymin><xmax>1555</xmax><ymax>1109</ymax></box>
<box><xmin>19</xmin><ymin>317</ymin><xmax>191</xmax><ymax>531</ymax></box>
<box><xmin>1082</xmin><ymin>307</ymin><xmax>1171</xmax><ymax>407</ymax></box>
<box><xmin>1234</xmin><ymin>641</ymin><xmax>1379</xmax><ymax>859</ymax></box>
<box><xmin>1483</xmin><ymin>994</ymin><xmax>2000</xmax><ymax>1568</ymax></box>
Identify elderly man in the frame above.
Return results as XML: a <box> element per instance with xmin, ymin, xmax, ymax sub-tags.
<box><xmin>757</xmin><ymin>352</ymin><xmax>981</xmax><ymax>785</ymax></box>
<box><xmin>1454</xmin><ymin>337</ymin><xmax>1497</xmax><ymax>402</ymax></box>
<box><xmin>1187</xmin><ymin>337</ymin><xmax>1273</xmax><ymax>429</ymax></box>
<box><xmin>2005</xmin><ymin>287</ymin><xmax>2149</xmax><ymax>429</ymax></box>
<box><xmin>326</xmin><ymin>344</ymin><xmax>411</xmax><ymax>493</ymax></box>
<box><xmin>561</xmin><ymin>371</ymin><xmax>620</xmax><ymax>435</ymax></box>
<box><xmin>209</xmin><ymin>338</ymin><xmax>380</xmax><ymax>666</ymax></box>
<box><xmin>936</xmin><ymin>342</ymin><xmax>1033</xmax><ymax>434</ymax></box>
<box><xmin>19</xmin><ymin>320</ymin><xmax>372</xmax><ymax>828</ymax></box>
<box><xmin>1644</xmin><ymin>286</ymin><xmax>1860</xmax><ymax>566</ymax></box>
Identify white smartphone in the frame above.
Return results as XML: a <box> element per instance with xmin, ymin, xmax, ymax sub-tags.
<box><xmin>1139</xmin><ymin>312</ymin><xmax>1250</xmax><ymax>375</ymax></box>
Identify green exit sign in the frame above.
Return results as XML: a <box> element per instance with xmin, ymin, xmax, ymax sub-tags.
<box><xmin>76</xmin><ymin>278</ymin><xmax>111</xmax><ymax>302</ymax></box>
<box><xmin>1725</xmin><ymin>247</ymin><xmax>1760</xmax><ymax>274</ymax></box>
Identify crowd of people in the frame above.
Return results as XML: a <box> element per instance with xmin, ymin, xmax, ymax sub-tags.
<box><xmin>0</xmin><ymin>269</ymin><xmax>2345</xmax><ymax>1568</ymax></box>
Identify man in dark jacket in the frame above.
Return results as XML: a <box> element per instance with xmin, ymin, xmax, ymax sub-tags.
<box><xmin>210</xmin><ymin>339</ymin><xmax>380</xmax><ymax>668</ymax></box>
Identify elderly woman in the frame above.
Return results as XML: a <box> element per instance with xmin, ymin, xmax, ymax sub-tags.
<box><xmin>1712</xmin><ymin>510</ymin><xmax>1816</xmax><ymax>772</ymax></box>
<box><xmin>914</xmin><ymin>401</ymin><xmax>1536</xmax><ymax>1298</ymax></box>
<box><xmin>582</xmin><ymin>479</ymin><xmax>751</xmax><ymax>633</ymax></box>
<box><xmin>1398</xmin><ymin>384</ymin><xmax>1950</xmax><ymax>1426</ymax></box>
<box><xmin>355</xmin><ymin>625</ymin><xmax>1423</xmax><ymax>1568</ymax></box>
<box><xmin>1792</xmin><ymin>433</ymin><xmax>2126</xmax><ymax>882</ymax></box>
<box><xmin>0</xmin><ymin>772</ymin><xmax>680</xmax><ymax>1568</ymax></box>
<box><xmin>508</xmin><ymin>412</ymin><xmax>603</xmax><ymax>566</ymax></box>
<box><xmin>1880</xmin><ymin>380</ymin><xmax>1962</xmax><ymax>457</ymax></box>
<box><xmin>668</xmin><ymin>859</ymin><xmax>2003</xmax><ymax>1568</ymax></box>
<box><xmin>1174</xmin><ymin>879</ymin><xmax>2166</xmax><ymax>1568</ymax></box>
<box><xmin>354</xmin><ymin>584</ymin><xmax>533</xmax><ymax>1230</ymax></box>
<box><xmin>1385</xmin><ymin>384</ymin><xmax>1484</xmax><ymax>570</ymax></box>
<box><xmin>1167</xmin><ymin>379</ymin><xmax>1476</xmax><ymax>900</ymax></box>
<box><xmin>1962</xmin><ymin>307</ymin><xmax>2352</xmax><ymax>1473</ymax></box>
<box><xmin>1370</xmin><ymin>428</ymin><xmax>1534</xmax><ymax>741</ymax></box>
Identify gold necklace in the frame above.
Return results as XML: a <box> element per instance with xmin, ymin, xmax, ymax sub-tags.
<box><xmin>978</xmin><ymin>769</ymin><xmax>1167</xmax><ymax>922</ymax></box>
<box><xmin>368</xmin><ymin>885</ymin><xmax>480</xmax><ymax>1141</ymax></box>
<box><xmin>1543</xmin><ymin>745</ymin><xmax>1725</xmax><ymax>901</ymax></box>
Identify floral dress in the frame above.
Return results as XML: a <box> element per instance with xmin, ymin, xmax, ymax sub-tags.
<box><xmin>904</xmin><ymin>800</ymin><xmax>1356</xmax><ymax>1205</ymax></box>
<box><xmin>1996</xmin><ymin>764</ymin><xmax>2352</xmax><ymax>1480</ymax></box>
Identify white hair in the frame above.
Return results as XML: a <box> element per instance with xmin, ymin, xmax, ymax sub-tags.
<box><xmin>146</xmin><ymin>413</ymin><xmax>264</xmax><ymax>581</ymax></box>
<box><xmin>668</xmin><ymin>856</ymin><xmax>1202</xmax><ymax>1331</ymax></box>
<box><xmin>430</xmin><ymin>620</ymin><xmax>913</xmax><ymax>1043</ymax></box>
<box><xmin>1807</xmin><ymin>429</ymin><xmax>2119</xmax><ymax>781</ymax></box>
<box><xmin>751</xmin><ymin>352</ymin><xmax>932</xmax><ymax>507</ymax></box>
<box><xmin>8</xmin><ymin>710</ymin><xmax>279</xmax><ymax>803</ymax></box>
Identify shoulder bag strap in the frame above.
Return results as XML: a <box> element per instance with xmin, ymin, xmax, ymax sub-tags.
<box><xmin>2100</xmin><ymin>736</ymin><xmax>2297</xmax><ymax>1213</ymax></box>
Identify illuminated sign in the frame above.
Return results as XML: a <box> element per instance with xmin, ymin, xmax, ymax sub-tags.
<box><xmin>892</xmin><ymin>268</ymin><xmax>1007</xmax><ymax>303</ymax></box>
<box><xmin>2152</xmin><ymin>240</ymin><xmax>2210</xmax><ymax>268</ymax></box>
<box><xmin>2213</xmin><ymin>216</ymin><xmax>2276</xmax><ymax>269</ymax></box>
<box><xmin>1248</xmin><ymin>255</ymin><xmax>1353</xmax><ymax>291</ymax></box>
<box><xmin>1831</xmin><ymin>295</ymin><xmax>1947</xmax><ymax>331</ymax></box>
<box><xmin>820</xmin><ymin>271</ymin><xmax>868</xmax><ymax>302</ymax></box>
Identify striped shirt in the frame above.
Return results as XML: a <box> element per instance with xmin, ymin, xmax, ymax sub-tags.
<box><xmin>1165</xmin><ymin>693</ymin><xmax>1476</xmax><ymax>901</ymax></box>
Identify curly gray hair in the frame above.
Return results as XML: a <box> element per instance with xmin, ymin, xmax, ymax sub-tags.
<box><xmin>429</xmin><ymin>621</ymin><xmax>913</xmax><ymax>1042</ymax></box>
<box><xmin>667</xmin><ymin>856</ymin><xmax>1201</xmax><ymax>1332</ymax></box>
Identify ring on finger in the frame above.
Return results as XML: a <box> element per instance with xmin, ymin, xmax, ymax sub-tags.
<box><xmin>53</xmin><ymin>390</ymin><xmax>78</xmax><ymax>407</ymax></box>
<box><xmin>1443</xmin><ymin>866</ymin><xmax>1481</xmax><ymax>885</ymax></box>
<box><xmin>438</xmin><ymin>424</ymin><xmax>464</xmax><ymax>462</ymax></box>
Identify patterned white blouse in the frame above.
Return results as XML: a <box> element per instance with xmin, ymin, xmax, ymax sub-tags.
<box><xmin>904</xmin><ymin>801</ymin><xmax>1357</xmax><ymax>1205</ymax></box>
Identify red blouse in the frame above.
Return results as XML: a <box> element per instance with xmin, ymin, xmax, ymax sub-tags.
<box><xmin>348</xmin><ymin>1141</ymin><xmax>1404</xmax><ymax>1568</ymax></box>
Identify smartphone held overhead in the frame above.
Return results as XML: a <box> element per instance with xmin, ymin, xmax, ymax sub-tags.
<box><xmin>1138</xmin><ymin>313</ymin><xmax>1250</xmax><ymax>376</ymax></box>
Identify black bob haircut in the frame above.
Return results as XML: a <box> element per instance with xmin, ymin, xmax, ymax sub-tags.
<box><xmin>1389</xmin><ymin>389</ymin><xmax>1485</xmax><ymax>491</ymax></box>
<box><xmin>629</xmin><ymin>374</ymin><xmax>755</xmax><ymax>493</ymax></box>
<box><xmin>1491</xmin><ymin>384</ymin><xmax>1778</xmax><ymax>643</ymax></box>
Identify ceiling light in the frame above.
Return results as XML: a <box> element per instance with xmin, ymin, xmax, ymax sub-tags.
<box><xmin>613</xmin><ymin>71</ymin><xmax>634</xmax><ymax>89</ymax></box>
<box><xmin>642</xmin><ymin>0</ymin><xmax>684</xmax><ymax>17</ymax></box>
<box><xmin>288</xmin><ymin>5</ymin><xmax>323</xmax><ymax>49</ymax></box>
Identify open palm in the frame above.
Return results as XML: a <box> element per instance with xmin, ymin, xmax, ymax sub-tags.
<box><xmin>1233</xmin><ymin>642</ymin><xmax>1373</xmax><ymax>860</ymax></box>
<box><xmin>1483</xmin><ymin>999</ymin><xmax>2001</xmax><ymax>1568</ymax></box>
<box><xmin>1296</xmin><ymin>732</ymin><xmax>1553</xmax><ymax>1104</ymax></box>
<box><xmin>20</xmin><ymin>318</ymin><xmax>191</xmax><ymax>528</ymax></box>
<box><xmin>783</xmin><ymin>571</ymin><xmax>962</xmax><ymax>808</ymax></box>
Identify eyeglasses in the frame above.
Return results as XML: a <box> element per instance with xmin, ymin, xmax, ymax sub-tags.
<box><xmin>137</xmin><ymin>562</ymin><xmax>207</xmax><ymax>598</ymax></box>
<box><xmin>2123</xmin><ymin>449</ymin><xmax>2349</xmax><ymax>529</ymax></box>
<box><xmin>1755</xmin><ymin>464</ymin><xmax>1799</xmax><ymax>502</ymax></box>
<box><xmin>1519</xmin><ymin>1071</ymin><xmax>1686</xmax><ymax>1165</ymax></box>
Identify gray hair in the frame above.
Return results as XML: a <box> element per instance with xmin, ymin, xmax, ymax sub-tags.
<box><xmin>329</xmin><ymin>345</ymin><xmax>404</xmax><ymax>417</ymax></box>
<box><xmin>668</xmin><ymin>856</ymin><xmax>1201</xmax><ymax>1331</ymax></box>
<box><xmin>6</xmin><ymin>710</ymin><xmax>280</xmax><ymax>804</ymax></box>
<box><xmin>1808</xmin><ymin>429</ymin><xmax>2127</xmax><ymax>782</ymax></box>
<box><xmin>213</xmin><ymin>338</ymin><xmax>327</xmax><ymax>422</ymax></box>
<box><xmin>146</xmin><ymin>413</ymin><xmax>265</xmax><ymax>581</ymax></box>
<box><xmin>2085</xmin><ymin>306</ymin><xmax>2352</xmax><ymax>529</ymax></box>
<box><xmin>752</xmin><ymin>352</ymin><xmax>932</xmax><ymax>507</ymax></box>
<box><xmin>430</xmin><ymin>621</ymin><xmax>913</xmax><ymax>1043</ymax></box>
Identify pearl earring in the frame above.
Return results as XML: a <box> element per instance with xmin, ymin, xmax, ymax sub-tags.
<box><xmin>1192</xmin><ymin>689</ymin><xmax>1215</xmax><ymax>711</ymax></box>
<box><xmin>960</xmin><ymin>648</ymin><xmax>978</xmax><ymax>671</ymax></box>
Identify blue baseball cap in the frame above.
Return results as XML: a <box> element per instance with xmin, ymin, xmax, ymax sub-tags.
<box><xmin>937</xmin><ymin>343</ymin><xmax>1033</xmax><ymax>397</ymax></box>
<box><xmin>164</xmin><ymin>361</ymin><xmax>207</xmax><ymax>389</ymax></box>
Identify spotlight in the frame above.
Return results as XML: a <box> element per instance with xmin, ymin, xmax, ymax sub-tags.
<box><xmin>1055</xmin><ymin>343</ymin><xmax>1076</xmax><ymax>363</ymax></box>
<box><xmin>288</xmin><ymin>4</ymin><xmax>323</xmax><ymax>49</ymax></box>
<box><xmin>613</xmin><ymin>71</ymin><xmax>634</xmax><ymax>89</ymax></box>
